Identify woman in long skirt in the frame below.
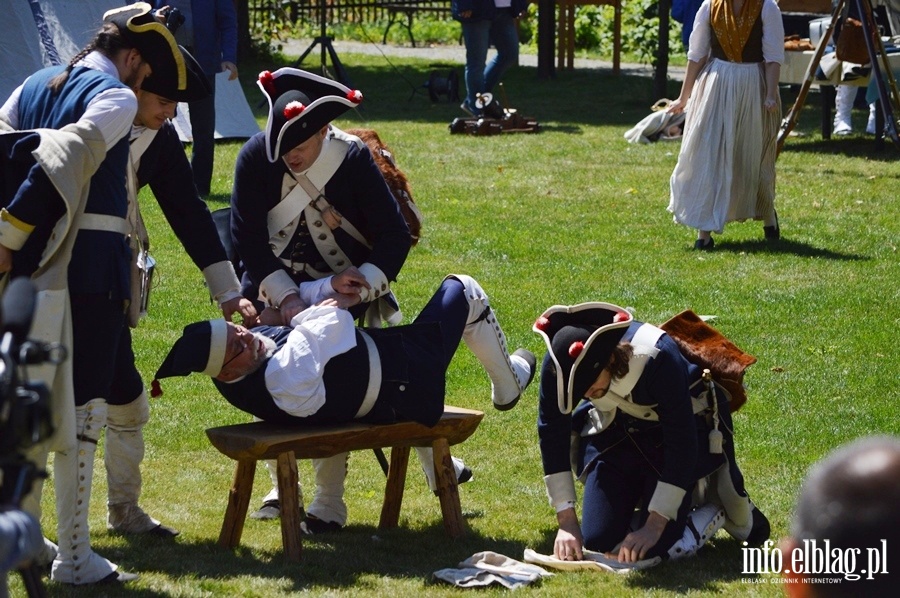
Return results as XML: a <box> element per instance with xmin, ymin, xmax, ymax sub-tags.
<box><xmin>667</xmin><ymin>0</ymin><xmax>784</xmax><ymax>250</ymax></box>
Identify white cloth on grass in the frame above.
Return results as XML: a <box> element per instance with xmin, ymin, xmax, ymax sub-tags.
<box><xmin>432</xmin><ymin>551</ymin><xmax>553</xmax><ymax>589</ymax></box>
<box><xmin>523</xmin><ymin>547</ymin><xmax>661</xmax><ymax>574</ymax></box>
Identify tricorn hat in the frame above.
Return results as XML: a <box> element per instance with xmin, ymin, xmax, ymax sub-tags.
<box><xmin>533</xmin><ymin>303</ymin><xmax>633</xmax><ymax>414</ymax></box>
<box><xmin>151</xmin><ymin>319</ymin><xmax>228</xmax><ymax>396</ymax></box>
<box><xmin>103</xmin><ymin>2</ymin><xmax>185</xmax><ymax>93</ymax></box>
<box><xmin>257</xmin><ymin>67</ymin><xmax>363</xmax><ymax>162</ymax></box>
<box><xmin>140</xmin><ymin>45</ymin><xmax>210</xmax><ymax>102</ymax></box>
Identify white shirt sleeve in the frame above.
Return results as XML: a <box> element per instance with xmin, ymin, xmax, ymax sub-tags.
<box><xmin>296</xmin><ymin>277</ymin><xmax>335</xmax><ymax>306</ymax></box>
<box><xmin>82</xmin><ymin>87</ymin><xmax>138</xmax><ymax>150</ymax></box>
<box><xmin>0</xmin><ymin>64</ymin><xmax>136</xmax><ymax>150</ymax></box>
<box><xmin>0</xmin><ymin>84</ymin><xmax>24</xmax><ymax>128</ymax></box>
<box><xmin>265</xmin><ymin>304</ymin><xmax>358</xmax><ymax>418</ymax></box>
<box><xmin>686</xmin><ymin>1</ymin><xmax>712</xmax><ymax>63</ymax></box>
<box><xmin>762</xmin><ymin>0</ymin><xmax>785</xmax><ymax>65</ymax></box>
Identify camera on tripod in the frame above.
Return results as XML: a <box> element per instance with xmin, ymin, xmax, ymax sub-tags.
<box><xmin>162</xmin><ymin>6</ymin><xmax>185</xmax><ymax>34</ymax></box>
<box><xmin>0</xmin><ymin>277</ymin><xmax>66</xmax><ymax>506</ymax></box>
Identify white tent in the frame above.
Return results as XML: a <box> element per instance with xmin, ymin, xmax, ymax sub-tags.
<box><xmin>1</xmin><ymin>0</ymin><xmax>259</xmax><ymax>141</ymax></box>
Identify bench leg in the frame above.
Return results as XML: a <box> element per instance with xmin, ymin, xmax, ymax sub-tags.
<box><xmin>218</xmin><ymin>459</ymin><xmax>256</xmax><ymax>550</ymax></box>
<box><xmin>432</xmin><ymin>438</ymin><xmax>466</xmax><ymax>538</ymax></box>
<box><xmin>276</xmin><ymin>451</ymin><xmax>302</xmax><ymax>562</ymax></box>
<box><xmin>379</xmin><ymin>446</ymin><xmax>410</xmax><ymax>529</ymax></box>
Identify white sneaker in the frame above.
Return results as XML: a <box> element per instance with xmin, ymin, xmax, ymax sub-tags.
<box><xmin>833</xmin><ymin>120</ymin><xmax>852</xmax><ymax>136</ymax></box>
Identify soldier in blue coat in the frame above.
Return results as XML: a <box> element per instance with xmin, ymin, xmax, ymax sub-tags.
<box><xmin>153</xmin><ymin>274</ymin><xmax>536</xmax><ymax>528</ymax></box>
<box><xmin>230</xmin><ymin>67</ymin><xmax>415</xmax><ymax>529</ymax></box>
<box><xmin>534</xmin><ymin>303</ymin><xmax>769</xmax><ymax>564</ymax></box>
<box><xmin>0</xmin><ymin>3</ymin><xmax>184</xmax><ymax>585</ymax></box>
<box><xmin>89</xmin><ymin>44</ymin><xmax>257</xmax><ymax>551</ymax></box>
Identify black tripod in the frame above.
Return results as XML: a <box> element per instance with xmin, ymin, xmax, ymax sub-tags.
<box><xmin>779</xmin><ymin>0</ymin><xmax>900</xmax><ymax>152</ymax></box>
<box><xmin>293</xmin><ymin>0</ymin><xmax>351</xmax><ymax>86</ymax></box>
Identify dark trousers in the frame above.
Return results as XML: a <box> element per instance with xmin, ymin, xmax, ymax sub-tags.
<box><xmin>188</xmin><ymin>72</ymin><xmax>216</xmax><ymax>196</ymax></box>
<box><xmin>70</xmin><ymin>294</ymin><xmax>143</xmax><ymax>407</ymax></box>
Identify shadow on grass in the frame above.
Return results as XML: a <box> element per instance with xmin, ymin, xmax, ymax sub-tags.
<box><xmin>712</xmin><ymin>238</ymin><xmax>869</xmax><ymax>261</ymax></box>
<box><xmin>779</xmin><ymin>136</ymin><xmax>900</xmax><ymax>162</ymax></box>
<box><xmin>40</xmin><ymin>517</ymin><xmax>534</xmax><ymax>595</ymax></box>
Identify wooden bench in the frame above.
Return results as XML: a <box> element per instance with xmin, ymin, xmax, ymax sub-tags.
<box><xmin>381</xmin><ymin>1</ymin><xmax>452</xmax><ymax>47</ymax></box>
<box><xmin>205</xmin><ymin>406</ymin><xmax>484</xmax><ymax>561</ymax></box>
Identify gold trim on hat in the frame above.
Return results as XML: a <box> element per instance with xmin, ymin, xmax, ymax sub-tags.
<box><xmin>128</xmin><ymin>21</ymin><xmax>186</xmax><ymax>90</ymax></box>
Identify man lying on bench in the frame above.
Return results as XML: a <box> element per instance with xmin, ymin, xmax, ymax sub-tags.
<box><xmin>153</xmin><ymin>272</ymin><xmax>536</xmax><ymax>531</ymax></box>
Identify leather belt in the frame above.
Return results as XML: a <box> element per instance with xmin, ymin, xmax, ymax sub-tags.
<box><xmin>354</xmin><ymin>330</ymin><xmax>381</xmax><ymax>419</ymax></box>
<box><xmin>78</xmin><ymin>213</ymin><xmax>129</xmax><ymax>235</ymax></box>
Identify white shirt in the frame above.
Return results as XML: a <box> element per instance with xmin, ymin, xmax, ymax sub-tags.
<box><xmin>686</xmin><ymin>0</ymin><xmax>785</xmax><ymax>65</ymax></box>
<box><xmin>262</xmin><ymin>276</ymin><xmax>357</xmax><ymax>418</ymax></box>
<box><xmin>0</xmin><ymin>52</ymin><xmax>137</xmax><ymax>150</ymax></box>
<box><xmin>266</xmin><ymin>303</ymin><xmax>358</xmax><ymax>418</ymax></box>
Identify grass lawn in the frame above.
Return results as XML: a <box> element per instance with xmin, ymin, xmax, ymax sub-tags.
<box><xmin>16</xmin><ymin>51</ymin><xmax>899</xmax><ymax>597</ymax></box>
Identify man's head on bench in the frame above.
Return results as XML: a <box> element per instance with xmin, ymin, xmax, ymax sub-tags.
<box><xmin>153</xmin><ymin>320</ymin><xmax>277</xmax><ymax>393</ymax></box>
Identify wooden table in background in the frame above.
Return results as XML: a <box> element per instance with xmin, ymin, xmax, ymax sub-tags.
<box><xmin>557</xmin><ymin>0</ymin><xmax>622</xmax><ymax>74</ymax></box>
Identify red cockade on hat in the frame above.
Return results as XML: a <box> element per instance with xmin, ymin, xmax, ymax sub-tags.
<box><xmin>534</xmin><ymin>316</ymin><xmax>550</xmax><ymax>331</ymax></box>
<box><xmin>614</xmin><ymin>311</ymin><xmax>630</xmax><ymax>323</ymax></box>
<box><xmin>568</xmin><ymin>341</ymin><xmax>584</xmax><ymax>358</ymax></box>
<box><xmin>346</xmin><ymin>90</ymin><xmax>363</xmax><ymax>104</ymax></box>
<box><xmin>259</xmin><ymin>70</ymin><xmax>275</xmax><ymax>96</ymax></box>
<box><xmin>283</xmin><ymin>101</ymin><xmax>306</xmax><ymax>120</ymax></box>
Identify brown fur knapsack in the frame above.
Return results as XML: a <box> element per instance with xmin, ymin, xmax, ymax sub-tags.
<box><xmin>660</xmin><ymin>310</ymin><xmax>757</xmax><ymax>412</ymax></box>
<box><xmin>346</xmin><ymin>128</ymin><xmax>422</xmax><ymax>245</ymax></box>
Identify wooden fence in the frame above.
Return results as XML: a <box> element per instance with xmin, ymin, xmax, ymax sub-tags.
<box><xmin>246</xmin><ymin>0</ymin><xmax>451</xmax><ymax>31</ymax></box>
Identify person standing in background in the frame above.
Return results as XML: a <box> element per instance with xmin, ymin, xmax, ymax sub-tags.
<box><xmin>153</xmin><ymin>1</ymin><xmax>238</xmax><ymax>197</ymax></box>
<box><xmin>667</xmin><ymin>0</ymin><xmax>784</xmax><ymax>250</ymax></box>
<box><xmin>452</xmin><ymin>0</ymin><xmax>529</xmax><ymax>116</ymax></box>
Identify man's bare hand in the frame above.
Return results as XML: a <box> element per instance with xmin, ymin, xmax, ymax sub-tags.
<box><xmin>221</xmin><ymin>297</ymin><xmax>258</xmax><ymax>327</ymax></box>
<box><xmin>278</xmin><ymin>293</ymin><xmax>306</xmax><ymax>326</ymax></box>
<box><xmin>553</xmin><ymin>508</ymin><xmax>584</xmax><ymax>561</ymax></box>
<box><xmin>331</xmin><ymin>267</ymin><xmax>370</xmax><ymax>295</ymax></box>
<box><xmin>606</xmin><ymin>511</ymin><xmax>668</xmax><ymax>563</ymax></box>
<box><xmin>221</xmin><ymin>61</ymin><xmax>238</xmax><ymax>81</ymax></box>
<box><xmin>258</xmin><ymin>306</ymin><xmax>282</xmax><ymax>326</ymax></box>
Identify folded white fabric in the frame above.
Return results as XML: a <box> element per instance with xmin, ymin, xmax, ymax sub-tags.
<box><xmin>433</xmin><ymin>550</ymin><xmax>553</xmax><ymax>589</ymax></box>
<box><xmin>523</xmin><ymin>548</ymin><xmax>661</xmax><ymax>574</ymax></box>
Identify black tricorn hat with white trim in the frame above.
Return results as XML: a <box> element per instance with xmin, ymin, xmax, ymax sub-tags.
<box><xmin>140</xmin><ymin>45</ymin><xmax>209</xmax><ymax>102</ymax></box>
<box><xmin>151</xmin><ymin>319</ymin><xmax>228</xmax><ymax>396</ymax></box>
<box><xmin>533</xmin><ymin>303</ymin><xmax>633</xmax><ymax>414</ymax></box>
<box><xmin>257</xmin><ymin>67</ymin><xmax>363</xmax><ymax>162</ymax></box>
<box><xmin>103</xmin><ymin>3</ymin><xmax>185</xmax><ymax>92</ymax></box>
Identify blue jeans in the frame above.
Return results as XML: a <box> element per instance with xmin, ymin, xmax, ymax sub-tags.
<box><xmin>461</xmin><ymin>11</ymin><xmax>520</xmax><ymax>112</ymax></box>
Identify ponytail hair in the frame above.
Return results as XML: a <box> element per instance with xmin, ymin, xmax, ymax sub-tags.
<box><xmin>608</xmin><ymin>341</ymin><xmax>634</xmax><ymax>380</ymax></box>
<box><xmin>47</xmin><ymin>22</ymin><xmax>133</xmax><ymax>93</ymax></box>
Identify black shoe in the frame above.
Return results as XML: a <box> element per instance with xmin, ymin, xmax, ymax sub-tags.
<box><xmin>96</xmin><ymin>570</ymin><xmax>140</xmax><ymax>584</ymax></box>
<box><xmin>457</xmin><ymin>466</ymin><xmax>473</xmax><ymax>485</ymax></box>
<box><xmin>148</xmin><ymin>523</ymin><xmax>180</xmax><ymax>538</ymax></box>
<box><xmin>495</xmin><ymin>349</ymin><xmax>537</xmax><ymax>411</ymax></box>
<box><xmin>250</xmin><ymin>499</ymin><xmax>282</xmax><ymax>520</ymax></box>
<box><xmin>744</xmin><ymin>507</ymin><xmax>771</xmax><ymax>548</ymax></box>
<box><xmin>694</xmin><ymin>237</ymin><xmax>714</xmax><ymax>250</ymax></box>
<box><xmin>300</xmin><ymin>514</ymin><xmax>342</xmax><ymax>535</ymax></box>
<box><xmin>764</xmin><ymin>212</ymin><xmax>780</xmax><ymax>241</ymax></box>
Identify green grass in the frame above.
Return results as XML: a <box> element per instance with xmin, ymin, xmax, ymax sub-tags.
<box><xmin>14</xmin><ymin>52</ymin><xmax>900</xmax><ymax>597</ymax></box>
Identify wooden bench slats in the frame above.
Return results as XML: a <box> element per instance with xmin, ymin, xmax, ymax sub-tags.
<box><xmin>206</xmin><ymin>405</ymin><xmax>484</xmax><ymax>561</ymax></box>
<box><xmin>207</xmin><ymin>406</ymin><xmax>483</xmax><ymax>460</ymax></box>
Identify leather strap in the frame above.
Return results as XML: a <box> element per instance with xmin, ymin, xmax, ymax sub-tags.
<box><xmin>354</xmin><ymin>330</ymin><xmax>381</xmax><ymax>419</ymax></box>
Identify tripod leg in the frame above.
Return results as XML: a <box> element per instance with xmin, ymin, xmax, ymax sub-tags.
<box><xmin>294</xmin><ymin>39</ymin><xmax>321</xmax><ymax>68</ymax></box>
<box><xmin>777</xmin><ymin>0</ymin><xmax>846</xmax><ymax>153</ymax></box>
<box><xmin>325</xmin><ymin>40</ymin><xmax>352</xmax><ymax>88</ymax></box>
<box><xmin>855</xmin><ymin>0</ymin><xmax>900</xmax><ymax>147</ymax></box>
